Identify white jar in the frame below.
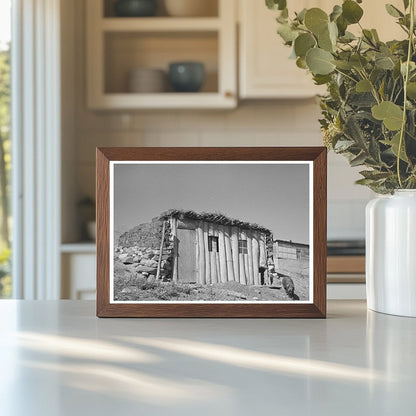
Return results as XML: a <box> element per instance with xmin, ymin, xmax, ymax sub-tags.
<box><xmin>366</xmin><ymin>190</ymin><xmax>416</xmax><ymax>317</ymax></box>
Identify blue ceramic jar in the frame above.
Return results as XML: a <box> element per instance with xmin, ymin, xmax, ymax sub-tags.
<box><xmin>168</xmin><ymin>62</ymin><xmax>205</xmax><ymax>92</ymax></box>
<box><xmin>114</xmin><ymin>0</ymin><xmax>158</xmax><ymax>17</ymax></box>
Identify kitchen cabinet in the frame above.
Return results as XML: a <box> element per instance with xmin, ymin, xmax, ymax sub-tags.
<box><xmin>239</xmin><ymin>0</ymin><xmax>325</xmax><ymax>99</ymax></box>
<box><xmin>61</xmin><ymin>245</ymin><xmax>96</xmax><ymax>300</ymax></box>
<box><xmin>238</xmin><ymin>0</ymin><xmax>404</xmax><ymax>99</ymax></box>
<box><xmin>86</xmin><ymin>0</ymin><xmax>237</xmax><ymax>109</ymax></box>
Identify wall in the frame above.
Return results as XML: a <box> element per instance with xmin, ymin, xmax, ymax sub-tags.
<box><xmin>62</xmin><ymin>0</ymin><xmax>374</xmax><ymax>243</ymax></box>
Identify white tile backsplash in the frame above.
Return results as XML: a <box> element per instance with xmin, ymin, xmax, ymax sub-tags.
<box><xmin>73</xmin><ymin>98</ymin><xmax>370</xmax><ymax>240</ymax></box>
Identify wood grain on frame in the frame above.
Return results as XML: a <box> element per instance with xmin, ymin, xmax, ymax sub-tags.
<box><xmin>96</xmin><ymin>147</ymin><xmax>327</xmax><ymax>318</ymax></box>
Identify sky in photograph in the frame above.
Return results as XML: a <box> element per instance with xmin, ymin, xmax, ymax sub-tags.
<box><xmin>114</xmin><ymin>163</ymin><xmax>310</xmax><ymax>244</ymax></box>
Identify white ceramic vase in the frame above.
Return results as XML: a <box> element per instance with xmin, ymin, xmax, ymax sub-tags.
<box><xmin>366</xmin><ymin>190</ymin><xmax>416</xmax><ymax>317</ymax></box>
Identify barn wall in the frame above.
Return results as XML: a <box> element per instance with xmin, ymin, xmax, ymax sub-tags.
<box><xmin>173</xmin><ymin>219</ymin><xmax>273</xmax><ymax>285</ymax></box>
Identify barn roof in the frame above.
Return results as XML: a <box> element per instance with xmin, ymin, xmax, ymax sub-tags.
<box><xmin>160</xmin><ymin>209</ymin><xmax>272</xmax><ymax>235</ymax></box>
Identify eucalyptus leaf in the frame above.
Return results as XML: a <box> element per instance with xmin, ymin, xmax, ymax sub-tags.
<box><xmin>385</xmin><ymin>4</ymin><xmax>404</xmax><ymax>17</ymax></box>
<box><xmin>333</xmin><ymin>60</ymin><xmax>353</xmax><ymax>70</ymax></box>
<box><xmin>277</xmin><ymin>23</ymin><xmax>298</xmax><ymax>43</ymax></box>
<box><xmin>382</xmin><ymin>132</ymin><xmax>409</xmax><ymax>162</ymax></box>
<box><xmin>304</xmin><ymin>8</ymin><xmax>329</xmax><ymax>35</ymax></box>
<box><xmin>294</xmin><ymin>33</ymin><xmax>316</xmax><ymax>58</ymax></box>
<box><xmin>342</xmin><ymin>0</ymin><xmax>364</xmax><ymax>24</ymax></box>
<box><xmin>372</xmin><ymin>101</ymin><xmax>404</xmax><ymax>131</ymax></box>
<box><xmin>296</xmin><ymin>8</ymin><xmax>307</xmax><ymax>23</ymax></box>
<box><xmin>330</xmin><ymin>5</ymin><xmax>342</xmax><ymax>22</ymax></box>
<box><xmin>350</xmin><ymin>54</ymin><xmax>368</xmax><ymax>70</ymax></box>
<box><xmin>375</xmin><ymin>55</ymin><xmax>395</xmax><ymax>70</ymax></box>
<box><xmin>296</xmin><ymin>57</ymin><xmax>308</xmax><ymax>69</ymax></box>
<box><xmin>266</xmin><ymin>0</ymin><xmax>287</xmax><ymax>11</ymax></box>
<box><xmin>407</xmin><ymin>82</ymin><xmax>416</xmax><ymax>99</ymax></box>
<box><xmin>350</xmin><ymin>152</ymin><xmax>368</xmax><ymax>167</ymax></box>
<box><xmin>318</xmin><ymin>27</ymin><xmax>334</xmax><ymax>52</ymax></box>
<box><xmin>306</xmin><ymin>48</ymin><xmax>336</xmax><ymax>75</ymax></box>
<box><xmin>356</xmin><ymin>79</ymin><xmax>372</xmax><ymax>93</ymax></box>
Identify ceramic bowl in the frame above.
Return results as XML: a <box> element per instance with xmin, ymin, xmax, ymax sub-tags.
<box><xmin>164</xmin><ymin>0</ymin><xmax>218</xmax><ymax>17</ymax></box>
<box><xmin>128</xmin><ymin>68</ymin><xmax>167</xmax><ymax>93</ymax></box>
<box><xmin>114</xmin><ymin>0</ymin><xmax>158</xmax><ymax>17</ymax></box>
<box><xmin>168</xmin><ymin>62</ymin><xmax>205</xmax><ymax>92</ymax></box>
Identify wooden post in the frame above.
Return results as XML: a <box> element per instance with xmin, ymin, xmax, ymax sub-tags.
<box><xmin>197</xmin><ymin>222</ymin><xmax>205</xmax><ymax>284</ymax></box>
<box><xmin>214</xmin><ymin>229</ymin><xmax>221</xmax><ymax>283</ymax></box>
<box><xmin>239</xmin><ymin>253</ymin><xmax>247</xmax><ymax>285</ymax></box>
<box><xmin>231</xmin><ymin>226</ymin><xmax>239</xmax><ymax>281</ymax></box>
<box><xmin>259</xmin><ymin>233</ymin><xmax>267</xmax><ymax>268</ymax></box>
<box><xmin>218</xmin><ymin>225</ymin><xmax>228</xmax><ymax>283</ymax></box>
<box><xmin>224</xmin><ymin>226</ymin><xmax>235</xmax><ymax>282</ymax></box>
<box><xmin>209</xmin><ymin>223</ymin><xmax>218</xmax><ymax>284</ymax></box>
<box><xmin>172</xmin><ymin>217</ymin><xmax>178</xmax><ymax>282</ymax></box>
<box><xmin>246</xmin><ymin>230</ymin><xmax>254</xmax><ymax>285</ymax></box>
<box><xmin>240</xmin><ymin>230</ymin><xmax>249</xmax><ymax>284</ymax></box>
<box><xmin>156</xmin><ymin>220</ymin><xmax>166</xmax><ymax>280</ymax></box>
<box><xmin>260</xmin><ymin>233</ymin><xmax>269</xmax><ymax>285</ymax></box>
<box><xmin>203</xmin><ymin>222</ymin><xmax>211</xmax><ymax>284</ymax></box>
<box><xmin>252</xmin><ymin>232</ymin><xmax>260</xmax><ymax>285</ymax></box>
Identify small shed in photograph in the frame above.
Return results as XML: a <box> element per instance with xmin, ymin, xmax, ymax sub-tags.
<box><xmin>274</xmin><ymin>239</ymin><xmax>309</xmax><ymax>261</ymax></box>
<box><xmin>160</xmin><ymin>209</ymin><xmax>275</xmax><ymax>285</ymax></box>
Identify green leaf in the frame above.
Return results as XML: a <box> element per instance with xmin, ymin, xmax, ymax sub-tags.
<box><xmin>356</xmin><ymin>79</ymin><xmax>372</xmax><ymax>92</ymax></box>
<box><xmin>266</xmin><ymin>0</ymin><xmax>287</xmax><ymax>11</ymax></box>
<box><xmin>304</xmin><ymin>8</ymin><xmax>329</xmax><ymax>35</ymax></box>
<box><xmin>375</xmin><ymin>55</ymin><xmax>395</xmax><ymax>70</ymax></box>
<box><xmin>318</xmin><ymin>27</ymin><xmax>334</xmax><ymax>52</ymax></box>
<box><xmin>407</xmin><ymin>82</ymin><xmax>416</xmax><ymax>99</ymax></box>
<box><xmin>313</xmin><ymin>74</ymin><xmax>332</xmax><ymax>85</ymax></box>
<box><xmin>403</xmin><ymin>0</ymin><xmax>410</xmax><ymax>10</ymax></box>
<box><xmin>330</xmin><ymin>5</ymin><xmax>342</xmax><ymax>22</ymax></box>
<box><xmin>333</xmin><ymin>60</ymin><xmax>353</xmax><ymax>70</ymax></box>
<box><xmin>350</xmin><ymin>152</ymin><xmax>368</xmax><ymax>167</ymax></box>
<box><xmin>372</xmin><ymin>101</ymin><xmax>404</xmax><ymax>131</ymax></box>
<box><xmin>296</xmin><ymin>57</ymin><xmax>308</xmax><ymax>69</ymax></box>
<box><xmin>350</xmin><ymin>54</ymin><xmax>368</xmax><ymax>70</ymax></box>
<box><xmin>277</xmin><ymin>23</ymin><xmax>298</xmax><ymax>43</ymax></box>
<box><xmin>385</xmin><ymin>4</ymin><xmax>404</xmax><ymax>18</ymax></box>
<box><xmin>382</xmin><ymin>132</ymin><xmax>409</xmax><ymax>162</ymax></box>
<box><xmin>306</xmin><ymin>48</ymin><xmax>335</xmax><ymax>75</ymax></box>
<box><xmin>296</xmin><ymin>8</ymin><xmax>307</xmax><ymax>23</ymax></box>
<box><xmin>294</xmin><ymin>33</ymin><xmax>316</xmax><ymax>58</ymax></box>
<box><xmin>342</xmin><ymin>0</ymin><xmax>364</xmax><ymax>24</ymax></box>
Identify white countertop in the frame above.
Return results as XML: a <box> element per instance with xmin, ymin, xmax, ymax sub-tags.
<box><xmin>0</xmin><ymin>300</ymin><xmax>415</xmax><ymax>415</ymax></box>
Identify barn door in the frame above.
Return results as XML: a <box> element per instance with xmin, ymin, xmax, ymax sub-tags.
<box><xmin>177</xmin><ymin>229</ymin><xmax>197</xmax><ymax>283</ymax></box>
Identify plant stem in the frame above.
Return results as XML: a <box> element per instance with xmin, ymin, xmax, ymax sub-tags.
<box><xmin>397</xmin><ymin>0</ymin><xmax>415</xmax><ymax>188</ymax></box>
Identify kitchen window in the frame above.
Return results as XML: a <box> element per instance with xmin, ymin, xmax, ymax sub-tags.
<box><xmin>0</xmin><ymin>0</ymin><xmax>11</xmax><ymax>298</ymax></box>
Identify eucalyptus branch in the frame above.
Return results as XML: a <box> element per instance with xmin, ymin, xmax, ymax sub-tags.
<box><xmin>397</xmin><ymin>0</ymin><xmax>415</xmax><ymax>188</ymax></box>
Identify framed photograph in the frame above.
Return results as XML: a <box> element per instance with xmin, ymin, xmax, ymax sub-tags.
<box><xmin>96</xmin><ymin>147</ymin><xmax>327</xmax><ymax>318</ymax></box>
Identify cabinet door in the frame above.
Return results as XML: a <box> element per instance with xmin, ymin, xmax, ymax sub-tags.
<box><xmin>239</xmin><ymin>0</ymin><xmax>404</xmax><ymax>99</ymax></box>
<box><xmin>239</xmin><ymin>0</ymin><xmax>326</xmax><ymax>99</ymax></box>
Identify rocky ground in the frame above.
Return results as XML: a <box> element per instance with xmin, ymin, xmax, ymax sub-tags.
<box><xmin>114</xmin><ymin>261</ymin><xmax>309</xmax><ymax>302</ymax></box>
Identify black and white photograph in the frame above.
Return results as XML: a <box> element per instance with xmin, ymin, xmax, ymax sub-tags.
<box><xmin>110</xmin><ymin>162</ymin><xmax>312</xmax><ymax>303</ymax></box>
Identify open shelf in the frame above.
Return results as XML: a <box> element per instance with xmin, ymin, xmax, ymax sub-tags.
<box><xmin>87</xmin><ymin>0</ymin><xmax>236</xmax><ymax>109</ymax></box>
<box><xmin>104</xmin><ymin>31</ymin><xmax>218</xmax><ymax>94</ymax></box>
<box><xmin>102</xmin><ymin>17</ymin><xmax>221</xmax><ymax>32</ymax></box>
<box><xmin>103</xmin><ymin>0</ymin><xmax>219</xmax><ymax>18</ymax></box>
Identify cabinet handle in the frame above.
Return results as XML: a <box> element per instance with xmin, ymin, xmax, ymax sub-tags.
<box><xmin>225</xmin><ymin>91</ymin><xmax>234</xmax><ymax>99</ymax></box>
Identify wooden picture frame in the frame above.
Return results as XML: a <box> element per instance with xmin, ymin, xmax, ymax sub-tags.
<box><xmin>96</xmin><ymin>147</ymin><xmax>327</xmax><ymax>318</ymax></box>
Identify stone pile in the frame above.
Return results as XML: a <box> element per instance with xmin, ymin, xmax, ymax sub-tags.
<box><xmin>115</xmin><ymin>218</ymin><xmax>174</xmax><ymax>281</ymax></box>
